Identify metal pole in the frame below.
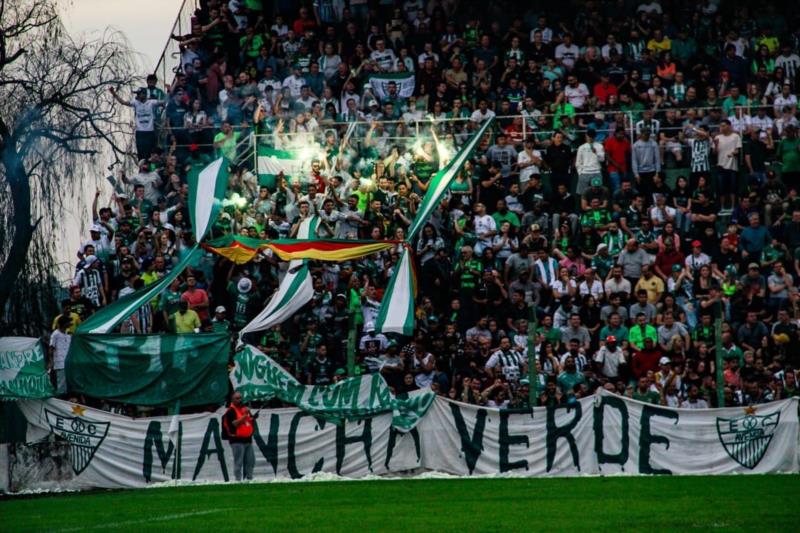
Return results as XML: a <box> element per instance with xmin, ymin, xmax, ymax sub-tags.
<box><xmin>527</xmin><ymin>307</ymin><xmax>538</xmax><ymax>406</ymax></box>
<box><xmin>347</xmin><ymin>314</ymin><xmax>356</xmax><ymax>376</ymax></box>
<box><xmin>715</xmin><ymin>302</ymin><xmax>724</xmax><ymax>407</ymax></box>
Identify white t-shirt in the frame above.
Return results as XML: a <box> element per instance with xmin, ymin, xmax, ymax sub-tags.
<box><xmin>370</xmin><ymin>49</ymin><xmax>397</xmax><ymax>71</ymax></box>
<box><xmin>50</xmin><ymin>330</ymin><xmax>72</xmax><ymax>370</ymax></box>
<box><xmin>132</xmin><ymin>100</ymin><xmax>160</xmax><ymax>132</ymax></box>
<box><xmin>518</xmin><ymin>149</ymin><xmax>541</xmax><ymax>183</ymax></box>
<box><xmin>715</xmin><ymin>132</ymin><xmax>742</xmax><ymax>170</ymax></box>
<box><xmin>471</xmin><ymin>109</ymin><xmax>496</xmax><ymax>123</ymax></box>
<box><xmin>554</xmin><ymin>44</ymin><xmax>580</xmax><ymax>70</ymax></box>
<box><xmin>474</xmin><ymin>214</ymin><xmax>497</xmax><ymax>245</ymax></box>
<box><xmin>282</xmin><ymin>75</ymin><xmax>305</xmax><ymax>98</ymax></box>
<box><xmin>564</xmin><ymin>83</ymin><xmax>590</xmax><ymax>109</ymax></box>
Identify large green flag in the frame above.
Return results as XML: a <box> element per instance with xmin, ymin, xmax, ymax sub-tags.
<box><xmin>66</xmin><ymin>333</ymin><xmax>229</xmax><ymax>406</ymax></box>
<box><xmin>187</xmin><ymin>157</ymin><xmax>229</xmax><ymax>243</ymax></box>
<box><xmin>256</xmin><ymin>145</ymin><xmax>305</xmax><ymax>188</ymax></box>
<box><xmin>374</xmin><ymin>247</ymin><xmax>416</xmax><ymax>336</ymax></box>
<box><xmin>230</xmin><ymin>345</ymin><xmax>434</xmax><ymax>431</ymax></box>
<box><xmin>406</xmin><ymin>118</ymin><xmax>494</xmax><ymax>240</ymax></box>
<box><xmin>0</xmin><ymin>337</ymin><xmax>54</xmax><ymax>400</ymax></box>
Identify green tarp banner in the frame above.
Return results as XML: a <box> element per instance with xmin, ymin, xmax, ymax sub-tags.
<box><xmin>230</xmin><ymin>345</ymin><xmax>434</xmax><ymax>431</ymax></box>
<box><xmin>0</xmin><ymin>337</ymin><xmax>54</xmax><ymax>400</ymax></box>
<box><xmin>66</xmin><ymin>333</ymin><xmax>229</xmax><ymax>407</ymax></box>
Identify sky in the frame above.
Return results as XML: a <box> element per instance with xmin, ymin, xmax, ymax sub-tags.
<box><xmin>54</xmin><ymin>0</ymin><xmax>184</xmax><ymax>280</ymax></box>
<box><xmin>60</xmin><ymin>0</ymin><xmax>185</xmax><ymax>72</ymax></box>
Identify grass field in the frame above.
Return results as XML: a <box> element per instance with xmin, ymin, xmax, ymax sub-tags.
<box><xmin>2</xmin><ymin>475</ymin><xmax>797</xmax><ymax>532</ymax></box>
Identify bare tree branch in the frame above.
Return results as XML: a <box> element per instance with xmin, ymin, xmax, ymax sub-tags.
<box><xmin>0</xmin><ymin>0</ymin><xmax>138</xmax><ymax>333</ymax></box>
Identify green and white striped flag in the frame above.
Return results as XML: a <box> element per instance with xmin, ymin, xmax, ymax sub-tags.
<box><xmin>375</xmin><ymin>247</ymin><xmax>416</xmax><ymax>335</ymax></box>
<box><xmin>238</xmin><ymin>260</ymin><xmax>314</xmax><ymax>338</ymax></box>
<box><xmin>296</xmin><ymin>215</ymin><xmax>319</xmax><ymax>239</ymax></box>
<box><xmin>76</xmin><ymin>246</ymin><xmax>201</xmax><ymax>334</ymax></box>
<box><xmin>187</xmin><ymin>157</ymin><xmax>229</xmax><ymax>243</ymax></box>
<box><xmin>406</xmin><ymin>118</ymin><xmax>494</xmax><ymax>241</ymax></box>
<box><xmin>257</xmin><ymin>145</ymin><xmax>305</xmax><ymax>189</ymax></box>
<box><xmin>369</xmin><ymin>72</ymin><xmax>416</xmax><ymax>99</ymax></box>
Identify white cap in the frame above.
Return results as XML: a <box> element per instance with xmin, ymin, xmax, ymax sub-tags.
<box><xmin>90</xmin><ymin>223</ymin><xmax>103</xmax><ymax>233</ymax></box>
<box><xmin>83</xmin><ymin>255</ymin><xmax>98</xmax><ymax>267</ymax></box>
<box><xmin>659</xmin><ymin>356</ymin><xmax>671</xmax><ymax>365</ymax></box>
<box><xmin>215</xmin><ymin>305</ymin><xmax>226</xmax><ymax>314</ymax></box>
<box><xmin>237</xmin><ymin>277</ymin><xmax>252</xmax><ymax>294</ymax></box>
<box><xmin>365</xmin><ymin>321</ymin><xmax>375</xmax><ymax>332</ymax></box>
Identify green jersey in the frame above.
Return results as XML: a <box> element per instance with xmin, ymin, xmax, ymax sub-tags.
<box><xmin>633</xmin><ymin>389</ymin><xmax>661</xmax><ymax>404</ymax></box>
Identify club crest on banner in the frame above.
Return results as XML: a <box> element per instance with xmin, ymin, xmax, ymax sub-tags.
<box><xmin>716</xmin><ymin>407</ymin><xmax>780</xmax><ymax>469</ymax></box>
<box><xmin>45</xmin><ymin>407</ymin><xmax>110</xmax><ymax>475</ymax></box>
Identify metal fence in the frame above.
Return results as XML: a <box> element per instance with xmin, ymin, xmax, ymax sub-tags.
<box><xmin>152</xmin><ymin>0</ymin><xmax>198</xmax><ymax>86</ymax></box>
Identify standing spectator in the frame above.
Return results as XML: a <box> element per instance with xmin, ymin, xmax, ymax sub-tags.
<box><xmin>604</xmin><ymin>128</ymin><xmax>631</xmax><ymax>191</ymax></box>
<box><xmin>222</xmin><ymin>390</ymin><xmax>256</xmax><ymax>482</ymax></box>
<box><xmin>49</xmin><ymin>316</ymin><xmax>72</xmax><ymax>396</ymax></box>
<box><xmin>109</xmin><ymin>87</ymin><xmax>163</xmax><ymax>160</ymax></box>
<box><xmin>714</xmin><ymin>119</ymin><xmax>742</xmax><ymax>212</ymax></box>
<box><xmin>631</xmin><ymin>130</ymin><xmax>660</xmax><ymax>194</ymax></box>
<box><xmin>575</xmin><ymin>130</ymin><xmax>605</xmax><ymax>195</ymax></box>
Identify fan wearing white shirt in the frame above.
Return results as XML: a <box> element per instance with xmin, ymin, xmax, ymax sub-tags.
<box><xmin>564</xmin><ymin>75</ymin><xmax>590</xmax><ymax>110</ymax></box>
<box><xmin>473</xmin><ymin>203</ymin><xmax>497</xmax><ymax>256</ymax></box>
<box><xmin>518</xmin><ymin>140</ymin><xmax>542</xmax><ymax>186</ymax></box>
<box><xmin>575</xmin><ymin>130</ymin><xmax>605</xmax><ymax>195</ymax></box>
<box><xmin>370</xmin><ymin>39</ymin><xmax>397</xmax><ymax>71</ymax></box>
<box><xmin>554</xmin><ymin>35</ymin><xmax>580</xmax><ymax>71</ymax></box>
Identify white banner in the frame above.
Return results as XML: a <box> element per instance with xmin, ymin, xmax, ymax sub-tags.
<box><xmin>8</xmin><ymin>392</ymin><xmax>798</xmax><ymax>492</ymax></box>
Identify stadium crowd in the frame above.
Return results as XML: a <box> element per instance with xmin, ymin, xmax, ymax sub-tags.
<box><xmin>49</xmin><ymin>0</ymin><xmax>800</xmax><ymax>411</ymax></box>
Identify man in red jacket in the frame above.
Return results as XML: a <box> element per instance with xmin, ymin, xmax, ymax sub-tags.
<box><xmin>223</xmin><ymin>390</ymin><xmax>256</xmax><ymax>481</ymax></box>
<box><xmin>631</xmin><ymin>338</ymin><xmax>665</xmax><ymax>379</ymax></box>
<box><xmin>604</xmin><ymin>127</ymin><xmax>631</xmax><ymax>191</ymax></box>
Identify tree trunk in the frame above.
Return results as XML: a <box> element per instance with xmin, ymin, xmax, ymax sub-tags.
<box><xmin>0</xmin><ymin>145</ymin><xmax>34</xmax><ymax>321</ymax></box>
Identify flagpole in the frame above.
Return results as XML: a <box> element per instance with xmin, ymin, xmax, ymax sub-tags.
<box><xmin>527</xmin><ymin>306</ymin><xmax>538</xmax><ymax>407</ymax></box>
<box><xmin>715</xmin><ymin>301</ymin><xmax>724</xmax><ymax>407</ymax></box>
<box><xmin>347</xmin><ymin>314</ymin><xmax>357</xmax><ymax>376</ymax></box>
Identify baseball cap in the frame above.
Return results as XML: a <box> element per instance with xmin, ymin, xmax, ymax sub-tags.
<box><xmin>530</xmin><ymin>223</ymin><xmax>541</xmax><ymax>231</ymax></box>
<box><xmin>365</xmin><ymin>321</ymin><xmax>376</xmax><ymax>332</ymax></box>
<box><xmin>605</xmin><ymin>335</ymin><xmax>617</xmax><ymax>343</ymax></box>
<box><xmin>672</xmin><ymin>264</ymin><xmax>682</xmax><ymax>272</ymax></box>
<box><xmin>596</xmin><ymin>243</ymin><xmax>608</xmax><ymax>253</ymax></box>
<box><xmin>659</xmin><ymin>356</ymin><xmax>671</xmax><ymax>365</ymax></box>
<box><xmin>591</xmin><ymin>177</ymin><xmax>603</xmax><ymax>187</ymax></box>
<box><xmin>335</xmin><ymin>293</ymin><xmax>346</xmax><ymax>300</ymax></box>
<box><xmin>83</xmin><ymin>255</ymin><xmax>97</xmax><ymax>267</ymax></box>
<box><xmin>90</xmin><ymin>223</ymin><xmax>103</xmax><ymax>233</ymax></box>
<box><xmin>748</xmin><ymin>262</ymin><xmax>760</xmax><ymax>270</ymax></box>
<box><xmin>215</xmin><ymin>305</ymin><xmax>226</xmax><ymax>314</ymax></box>
<box><xmin>691</xmin><ymin>240</ymin><xmax>702</xmax><ymax>248</ymax></box>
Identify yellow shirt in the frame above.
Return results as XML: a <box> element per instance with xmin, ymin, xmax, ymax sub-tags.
<box><xmin>52</xmin><ymin>312</ymin><xmax>81</xmax><ymax>334</ymax></box>
<box><xmin>173</xmin><ymin>309</ymin><xmax>201</xmax><ymax>333</ymax></box>
<box><xmin>636</xmin><ymin>275</ymin><xmax>665</xmax><ymax>304</ymax></box>
<box><xmin>647</xmin><ymin>38</ymin><xmax>671</xmax><ymax>53</ymax></box>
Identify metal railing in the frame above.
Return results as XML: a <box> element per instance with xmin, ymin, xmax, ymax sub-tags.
<box><xmin>152</xmin><ymin>0</ymin><xmax>198</xmax><ymax>84</ymax></box>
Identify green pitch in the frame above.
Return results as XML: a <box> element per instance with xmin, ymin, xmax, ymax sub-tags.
<box><xmin>2</xmin><ymin>475</ymin><xmax>797</xmax><ymax>532</ymax></box>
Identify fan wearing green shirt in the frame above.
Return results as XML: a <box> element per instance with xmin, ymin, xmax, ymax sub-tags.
<box><xmin>556</xmin><ymin>355</ymin><xmax>587</xmax><ymax>395</ymax></box>
<box><xmin>455</xmin><ymin>245</ymin><xmax>483</xmax><ymax>294</ymax></box>
<box><xmin>629</xmin><ymin>312</ymin><xmax>657</xmax><ymax>350</ymax></box>
<box><xmin>632</xmin><ymin>376</ymin><xmax>661</xmax><ymax>404</ymax></box>
<box><xmin>580</xmin><ymin>197</ymin><xmax>612</xmax><ymax>231</ymax></box>
<box><xmin>492</xmin><ymin>199</ymin><xmax>521</xmax><ymax>228</ymax></box>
